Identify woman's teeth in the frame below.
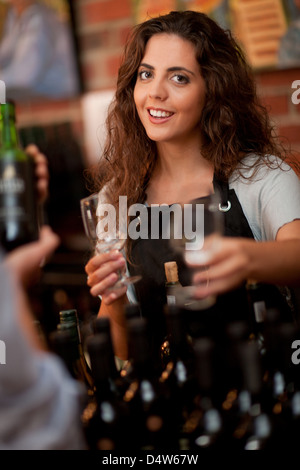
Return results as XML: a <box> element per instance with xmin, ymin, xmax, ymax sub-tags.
<box><xmin>149</xmin><ymin>109</ymin><xmax>173</xmax><ymax>118</ymax></box>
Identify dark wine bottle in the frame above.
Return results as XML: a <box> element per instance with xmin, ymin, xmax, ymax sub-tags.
<box><xmin>0</xmin><ymin>102</ymin><xmax>39</xmax><ymax>251</ymax></box>
<box><xmin>118</xmin><ymin>303</ymin><xmax>142</xmax><ymax>384</ymax></box>
<box><xmin>159</xmin><ymin>305</ymin><xmax>196</xmax><ymax>424</ymax></box>
<box><xmin>92</xmin><ymin>315</ymin><xmax>126</xmax><ymax>398</ymax></box>
<box><xmin>164</xmin><ymin>261</ymin><xmax>183</xmax><ymax>306</ymax></box>
<box><xmin>246</xmin><ymin>279</ymin><xmax>267</xmax><ymax>353</ymax></box>
<box><xmin>123</xmin><ymin>317</ymin><xmax>178</xmax><ymax>450</ymax></box>
<box><xmin>53</xmin><ymin>309</ymin><xmax>94</xmax><ymax>394</ymax></box>
<box><xmin>186</xmin><ymin>337</ymin><xmax>225</xmax><ymax>450</ymax></box>
<box><xmin>233</xmin><ymin>341</ymin><xmax>273</xmax><ymax>450</ymax></box>
<box><xmin>84</xmin><ymin>333</ymin><xmax>130</xmax><ymax>450</ymax></box>
<box><xmin>93</xmin><ymin>316</ymin><xmax>119</xmax><ymax>378</ymax></box>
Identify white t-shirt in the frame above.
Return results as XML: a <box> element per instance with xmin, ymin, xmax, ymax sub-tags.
<box><xmin>230</xmin><ymin>155</ymin><xmax>300</xmax><ymax>241</ymax></box>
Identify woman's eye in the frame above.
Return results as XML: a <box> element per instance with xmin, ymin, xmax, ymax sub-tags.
<box><xmin>172</xmin><ymin>74</ymin><xmax>189</xmax><ymax>84</ymax></box>
<box><xmin>139</xmin><ymin>70</ymin><xmax>152</xmax><ymax>80</ymax></box>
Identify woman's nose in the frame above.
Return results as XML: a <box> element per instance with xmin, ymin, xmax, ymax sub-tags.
<box><xmin>148</xmin><ymin>78</ymin><xmax>168</xmax><ymax>101</ymax></box>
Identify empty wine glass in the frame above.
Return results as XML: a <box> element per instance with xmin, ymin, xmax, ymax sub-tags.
<box><xmin>169</xmin><ymin>191</ymin><xmax>224</xmax><ymax>309</ymax></box>
<box><xmin>80</xmin><ymin>192</ymin><xmax>141</xmax><ymax>289</ymax></box>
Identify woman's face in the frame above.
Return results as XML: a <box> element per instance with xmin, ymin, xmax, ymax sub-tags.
<box><xmin>134</xmin><ymin>33</ymin><xmax>206</xmax><ymax>147</ymax></box>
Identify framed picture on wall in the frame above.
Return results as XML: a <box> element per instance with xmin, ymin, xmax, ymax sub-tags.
<box><xmin>0</xmin><ymin>0</ymin><xmax>82</xmax><ymax>102</ymax></box>
<box><xmin>132</xmin><ymin>0</ymin><xmax>300</xmax><ymax>71</ymax></box>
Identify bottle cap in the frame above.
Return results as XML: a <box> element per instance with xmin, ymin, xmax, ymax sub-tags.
<box><xmin>59</xmin><ymin>309</ymin><xmax>78</xmax><ymax>323</ymax></box>
<box><xmin>93</xmin><ymin>316</ymin><xmax>110</xmax><ymax>334</ymax></box>
<box><xmin>164</xmin><ymin>261</ymin><xmax>179</xmax><ymax>283</ymax></box>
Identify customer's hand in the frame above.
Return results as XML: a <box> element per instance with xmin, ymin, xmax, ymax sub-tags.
<box><xmin>5</xmin><ymin>226</ymin><xmax>60</xmax><ymax>288</ymax></box>
<box><xmin>26</xmin><ymin>144</ymin><xmax>49</xmax><ymax>203</ymax></box>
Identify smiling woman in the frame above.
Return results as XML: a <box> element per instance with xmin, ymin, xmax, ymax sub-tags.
<box><xmin>84</xmin><ymin>10</ymin><xmax>300</xmax><ymax>363</ymax></box>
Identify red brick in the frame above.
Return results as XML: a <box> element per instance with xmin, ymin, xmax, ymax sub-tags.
<box><xmin>80</xmin><ymin>0</ymin><xmax>132</xmax><ymax>25</ymax></box>
<box><xmin>294</xmin><ymin>99</ymin><xmax>300</xmax><ymax>113</ymax></box>
<box><xmin>80</xmin><ymin>30</ymin><xmax>110</xmax><ymax>52</ymax></box>
<box><xmin>287</xmin><ymin>152</ymin><xmax>300</xmax><ymax>176</ymax></box>
<box><xmin>260</xmin><ymin>94</ymin><xmax>289</xmax><ymax>116</ymax></box>
<box><xmin>256</xmin><ymin>67</ymin><xmax>300</xmax><ymax>87</ymax></box>
<box><xmin>119</xmin><ymin>24</ymin><xmax>133</xmax><ymax>46</ymax></box>
<box><xmin>278</xmin><ymin>125</ymin><xmax>300</xmax><ymax>144</ymax></box>
<box><xmin>106</xmin><ymin>54</ymin><xmax>122</xmax><ymax>78</ymax></box>
<box><xmin>16</xmin><ymin>99</ymin><xmax>73</xmax><ymax>115</ymax></box>
<box><xmin>81</xmin><ymin>62</ymin><xmax>97</xmax><ymax>83</ymax></box>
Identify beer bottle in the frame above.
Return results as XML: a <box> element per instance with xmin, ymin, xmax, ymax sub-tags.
<box><xmin>0</xmin><ymin>102</ymin><xmax>39</xmax><ymax>251</ymax></box>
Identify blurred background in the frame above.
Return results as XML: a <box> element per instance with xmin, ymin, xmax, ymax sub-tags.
<box><xmin>0</xmin><ymin>0</ymin><xmax>299</xmax><ymax>334</ymax></box>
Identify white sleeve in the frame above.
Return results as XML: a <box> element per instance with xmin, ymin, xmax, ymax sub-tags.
<box><xmin>0</xmin><ymin>262</ymin><xmax>86</xmax><ymax>450</ymax></box>
<box><xmin>260</xmin><ymin>163</ymin><xmax>300</xmax><ymax>240</ymax></box>
<box><xmin>231</xmin><ymin>158</ymin><xmax>300</xmax><ymax>241</ymax></box>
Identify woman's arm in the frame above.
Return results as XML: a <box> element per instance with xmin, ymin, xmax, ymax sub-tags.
<box><xmin>192</xmin><ymin>220</ymin><xmax>300</xmax><ymax>299</ymax></box>
<box><xmin>98</xmin><ymin>295</ymin><xmax>129</xmax><ymax>360</ymax></box>
<box><xmin>85</xmin><ymin>250</ymin><xmax>130</xmax><ymax>359</ymax></box>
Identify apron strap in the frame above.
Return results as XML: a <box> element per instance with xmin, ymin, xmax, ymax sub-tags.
<box><xmin>213</xmin><ymin>175</ymin><xmax>232</xmax><ymax>212</ymax></box>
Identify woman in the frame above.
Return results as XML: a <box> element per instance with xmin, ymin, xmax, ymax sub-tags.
<box><xmin>85</xmin><ymin>10</ymin><xmax>300</xmax><ymax>361</ymax></box>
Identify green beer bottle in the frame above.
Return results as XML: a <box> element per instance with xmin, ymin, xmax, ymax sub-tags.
<box><xmin>0</xmin><ymin>102</ymin><xmax>39</xmax><ymax>251</ymax></box>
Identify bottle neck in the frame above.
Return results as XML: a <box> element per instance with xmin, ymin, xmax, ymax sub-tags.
<box><xmin>95</xmin><ymin>376</ymin><xmax>117</xmax><ymax>403</ymax></box>
<box><xmin>0</xmin><ymin>110</ymin><xmax>19</xmax><ymax>150</ymax></box>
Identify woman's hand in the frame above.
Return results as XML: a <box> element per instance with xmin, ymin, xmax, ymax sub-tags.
<box><xmin>26</xmin><ymin>144</ymin><xmax>49</xmax><ymax>203</ymax></box>
<box><xmin>191</xmin><ymin>237</ymin><xmax>252</xmax><ymax>299</ymax></box>
<box><xmin>192</xmin><ymin>234</ymin><xmax>300</xmax><ymax>299</ymax></box>
<box><xmin>85</xmin><ymin>250</ymin><xmax>127</xmax><ymax>304</ymax></box>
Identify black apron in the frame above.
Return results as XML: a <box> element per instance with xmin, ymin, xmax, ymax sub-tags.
<box><xmin>128</xmin><ymin>177</ymin><xmax>294</xmax><ymax>357</ymax></box>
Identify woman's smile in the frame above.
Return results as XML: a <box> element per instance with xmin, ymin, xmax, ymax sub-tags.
<box><xmin>147</xmin><ymin>107</ymin><xmax>175</xmax><ymax>122</ymax></box>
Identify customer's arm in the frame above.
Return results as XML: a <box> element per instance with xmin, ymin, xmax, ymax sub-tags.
<box><xmin>0</xmin><ymin>228</ymin><xmax>86</xmax><ymax>450</ymax></box>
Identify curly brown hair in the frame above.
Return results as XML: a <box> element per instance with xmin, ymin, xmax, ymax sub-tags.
<box><xmin>86</xmin><ymin>10</ymin><xmax>288</xmax><ymax>208</ymax></box>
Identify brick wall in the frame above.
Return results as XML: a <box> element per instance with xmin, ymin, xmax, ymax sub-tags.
<box><xmin>257</xmin><ymin>68</ymin><xmax>300</xmax><ymax>172</ymax></box>
<box><xmin>16</xmin><ymin>0</ymin><xmax>300</xmax><ymax>171</ymax></box>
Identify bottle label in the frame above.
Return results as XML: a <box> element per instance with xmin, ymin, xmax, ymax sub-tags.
<box><xmin>0</xmin><ymin>160</ymin><xmax>38</xmax><ymax>248</ymax></box>
<box><xmin>0</xmin><ymin>167</ymin><xmax>25</xmax><ymax>194</ymax></box>
<box><xmin>253</xmin><ymin>300</ymin><xmax>266</xmax><ymax>323</ymax></box>
<box><xmin>167</xmin><ymin>294</ymin><xmax>176</xmax><ymax>305</ymax></box>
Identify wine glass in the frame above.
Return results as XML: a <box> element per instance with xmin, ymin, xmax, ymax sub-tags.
<box><xmin>169</xmin><ymin>191</ymin><xmax>224</xmax><ymax>309</ymax></box>
<box><xmin>80</xmin><ymin>193</ymin><xmax>141</xmax><ymax>289</ymax></box>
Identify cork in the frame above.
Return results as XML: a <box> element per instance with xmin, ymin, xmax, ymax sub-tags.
<box><xmin>164</xmin><ymin>261</ymin><xmax>179</xmax><ymax>284</ymax></box>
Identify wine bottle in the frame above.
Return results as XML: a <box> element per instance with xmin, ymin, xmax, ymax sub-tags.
<box><xmin>124</xmin><ymin>303</ymin><xmax>141</xmax><ymax>321</ymax></box>
<box><xmin>53</xmin><ymin>309</ymin><xmax>94</xmax><ymax>394</ymax></box>
<box><xmin>123</xmin><ymin>317</ymin><xmax>178</xmax><ymax>450</ymax></box>
<box><xmin>117</xmin><ymin>303</ymin><xmax>143</xmax><ymax>384</ymax></box>
<box><xmin>92</xmin><ymin>315</ymin><xmax>126</xmax><ymax>398</ymax></box>
<box><xmin>246</xmin><ymin>279</ymin><xmax>267</xmax><ymax>353</ymax></box>
<box><xmin>0</xmin><ymin>102</ymin><xmax>39</xmax><ymax>251</ymax></box>
<box><xmin>93</xmin><ymin>316</ymin><xmax>118</xmax><ymax>377</ymax></box>
<box><xmin>159</xmin><ymin>304</ymin><xmax>197</xmax><ymax>449</ymax></box>
<box><xmin>186</xmin><ymin>337</ymin><xmax>225</xmax><ymax>450</ymax></box>
<box><xmin>262</xmin><ymin>321</ymin><xmax>299</xmax><ymax>447</ymax></box>
<box><xmin>232</xmin><ymin>341</ymin><xmax>273</xmax><ymax>450</ymax></box>
<box><xmin>164</xmin><ymin>261</ymin><xmax>182</xmax><ymax>305</ymax></box>
<box><xmin>84</xmin><ymin>333</ymin><xmax>130</xmax><ymax>450</ymax></box>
